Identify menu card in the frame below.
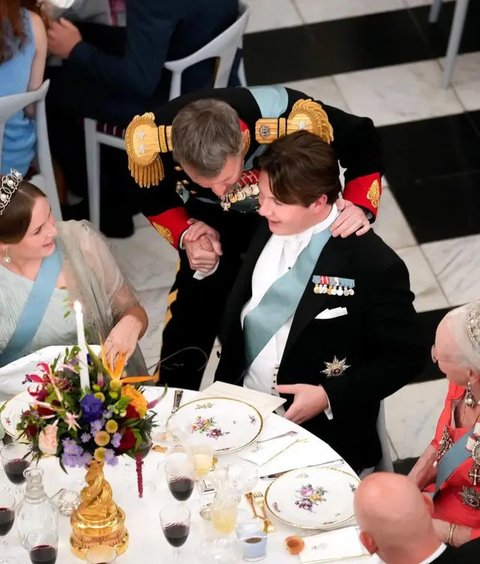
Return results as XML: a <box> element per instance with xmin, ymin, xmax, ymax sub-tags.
<box><xmin>300</xmin><ymin>526</ymin><xmax>370</xmax><ymax>563</ymax></box>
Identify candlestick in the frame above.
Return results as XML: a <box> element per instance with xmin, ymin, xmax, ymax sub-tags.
<box><xmin>73</xmin><ymin>301</ymin><xmax>90</xmax><ymax>390</ymax></box>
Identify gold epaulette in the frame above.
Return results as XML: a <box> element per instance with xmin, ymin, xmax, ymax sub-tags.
<box><xmin>255</xmin><ymin>99</ymin><xmax>334</xmax><ymax>145</ymax></box>
<box><xmin>124</xmin><ymin>113</ymin><xmax>173</xmax><ymax>187</ymax></box>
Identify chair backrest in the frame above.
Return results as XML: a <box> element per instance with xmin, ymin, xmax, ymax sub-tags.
<box><xmin>164</xmin><ymin>1</ymin><xmax>249</xmax><ymax>100</ymax></box>
<box><xmin>0</xmin><ymin>80</ymin><xmax>61</xmax><ymax>220</ymax></box>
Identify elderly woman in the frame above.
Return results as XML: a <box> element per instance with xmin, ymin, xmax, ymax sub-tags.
<box><xmin>409</xmin><ymin>300</ymin><xmax>480</xmax><ymax>547</ymax></box>
<box><xmin>0</xmin><ymin>170</ymin><xmax>147</xmax><ymax>372</ymax></box>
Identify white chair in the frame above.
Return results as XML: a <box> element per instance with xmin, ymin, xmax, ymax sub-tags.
<box><xmin>0</xmin><ymin>80</ymin><xmax>61</xmax><ymax>220</ymax></box>
<box><xmin>429</xmin><ymin>0</ymin><xmax>471</xmax><ymax>88</ymax></box>
<box><xmin>375</xmin><ymin>400</ymin><xmax>394</xmax><ymax>472</ymax></box>
<box><xmin>84</xmin><ymin>2</ymin><xmax>250</xmax><ymax>229</ymax></box>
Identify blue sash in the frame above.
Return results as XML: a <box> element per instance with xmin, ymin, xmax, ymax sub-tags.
<box><xmin>243</xmin><ymin>229</ymin><xmax>331</xmax><ymax>367</ymax></box>
<box><xmin>0</xmin><ymin>247</ymin><xmax>63</xmax><ymax>367</ymax></box>
<box><xmin>244</xmin><ymin>86</ymin><xmax>289</xmax><ymax>170</ymax></box>
<box><xmin>434</xmin><ymin>428</ymin><xmax>472</xmax><ymax>497</ymax></box>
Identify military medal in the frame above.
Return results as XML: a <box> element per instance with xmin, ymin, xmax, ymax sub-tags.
<box><xmin>465</xmin><ymin>423</ymin><xmax>480</xmax><ymax>488</ymax></box>
<box><xmin>321</xmin><ymin>356</ymin><xmax>350</xmax><ymax>377</ymax></box>
<box><xmin>459</xmin><ymin>486</ymin><xmax>480</xmax><ymax>509</ymax></box>
<box><xmin>312</xmin><ymin>275</ymin><xmax>355</xmax><ymax>296</ymax></box>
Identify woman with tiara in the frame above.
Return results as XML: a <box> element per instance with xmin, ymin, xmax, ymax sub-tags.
<box><xmin>0</xmin><ymin>170</ymin><xmax>148</xmax><ymax>376</ymax></box>
<box><xmin>409</xmin><ymin>301</ymin><xmax>480</xmax><ymax>547</ymax></box>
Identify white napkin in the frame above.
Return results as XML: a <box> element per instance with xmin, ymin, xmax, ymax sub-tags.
<box><xmin>300</xmin><ymin>526</ymin><xmax>369</xmax><ymax>563</ymax></box>
<box><xmin>238</xmin><ymin>433</ymin><xmax>298</xmax><ymax>465</ymax></box>
<box><xmin>200</xmin><ymin>381</ymin><xmax>286</xmax><ymax>420</ymax></box>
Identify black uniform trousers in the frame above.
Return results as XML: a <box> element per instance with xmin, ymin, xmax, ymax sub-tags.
<box><xmin>159</xmin><ymin>199</ymin><xmax>259</xmax><ymax>390</ymax></box>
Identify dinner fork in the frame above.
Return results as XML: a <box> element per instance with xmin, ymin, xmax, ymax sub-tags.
<box><xmin>252</xmin><ymin>491</ymin><xmax>275</xmax><ymax>534</ymax></box>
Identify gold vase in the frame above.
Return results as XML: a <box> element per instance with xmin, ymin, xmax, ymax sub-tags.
<box><xmin>70</xmin><ymin>460</ymin><xmax>129</xmax><ymax>559</ymax></box>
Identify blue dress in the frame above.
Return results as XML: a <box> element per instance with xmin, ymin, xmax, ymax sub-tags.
<box><xmin>0</xmin><ymin>9</ymin><xmax>36</xmax><ymax>175</ymax></box>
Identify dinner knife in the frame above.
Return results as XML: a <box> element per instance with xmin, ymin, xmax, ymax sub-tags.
<box><xmin>259</xmin><ymin>459</ymin><xmax>344</xmax><ymax>480</ymax></box>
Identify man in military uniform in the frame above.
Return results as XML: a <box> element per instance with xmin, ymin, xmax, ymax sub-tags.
<box><xmin>125</xmin><ymin>85</ymin><xmax>384</xmax><ymax>390</ymax></box>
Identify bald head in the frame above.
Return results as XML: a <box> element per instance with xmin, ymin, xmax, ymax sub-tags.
<box><xmin>354</xmin><ymin>473</ymin><xmax>439</xmax><ymax>563</ymax></box>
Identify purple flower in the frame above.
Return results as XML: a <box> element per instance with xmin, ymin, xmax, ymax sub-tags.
<box><xmin>90</xmin><ymin>419</ymin><xmax>103</xmax><ymax>434</ymax></box>
<box><xmin>80</xmin><ymin>394</ymin><xmax>104</xmax><ymax>422</ymax></box>
<box><xmin>111</xmin><ymin>433</ymin><xmax>121</xmax><ymax>448</ymax></box>
<box><xmin>80</xmin><ymin>432</ymin><xmax>91</xmax><ymax>443</ymax></box>
<box><xmin>104</xmin><ymin>449</ymin><xmax>118</xmax><ymax>466</ymax></box>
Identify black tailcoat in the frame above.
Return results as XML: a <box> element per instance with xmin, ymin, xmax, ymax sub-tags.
<box><xmin>215</xmin><ymin>219</ymin><xmax>428</xmax><ymax>471</ymax></box>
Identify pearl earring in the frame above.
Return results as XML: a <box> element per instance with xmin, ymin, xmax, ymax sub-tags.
<box><xmin>2</xmin><ymin>248</ymin><xmax>11</xmax><ymax>264</ymax></box>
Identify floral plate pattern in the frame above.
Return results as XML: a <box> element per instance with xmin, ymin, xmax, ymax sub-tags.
<box><xmin>168</xmin><ymin>397</ymin><xmax>263</xmax><ymax>454</ymax></box>
<box><xmin>265</xmin><ymin>466</ymin><xmax>359</xmax><ymax>529</ymax></box>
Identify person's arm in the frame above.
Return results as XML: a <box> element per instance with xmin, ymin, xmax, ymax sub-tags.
<box><xmin>433</xmin><ymin>520</ymin><xmax>480</xmax><ymax>547</ymax></box>
<box><xmin>408</xmin><ymin>443</ymin><xmax>437</xmax><ymax>491</ymax></box>
<box><xmin>67</xmin><ymin>2</ymin><xmax>177</xmax><ymax>98</ymax></box>
<box><xmin>25</xmin><ymin>11</ymin><xmax>47</xmax><ymax>117</ymax></box>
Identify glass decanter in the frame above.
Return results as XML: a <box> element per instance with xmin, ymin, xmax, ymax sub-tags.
<box><xmin>16</xmin><ymin>467</ymin><xmax>58</xmax><ymax>547</ymax></box>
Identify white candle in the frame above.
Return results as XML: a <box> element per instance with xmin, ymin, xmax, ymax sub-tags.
<box><xmin>73</xmin><ymin>300</ymin><xmax>90</xmax><ymax>390</ymax></box>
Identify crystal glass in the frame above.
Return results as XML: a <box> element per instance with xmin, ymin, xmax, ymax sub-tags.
<box><xmin>85</xmin><ymin>546</ymin><xmax>117</xmax><ymax>563</ymax></box>
<box><xmin>1</xmin><ymin>443</ymin><xmax>31</xmax><ymax>497</ymax></box>
<box><xmin>189</xmin><ymin>441</ymin><xmax>213</xmax><ymax>480</ymax></box>
<box><xmin>16</xmin><ymin>468</ymin><xmax>58</xmax><ymax>548</ymax></box>
<box><xmin>0</xmin><ymin>493</ymin><xmax>15</xmax><ymax>553</ymax></box>
<box><xmin>210</xmin><ymin>487</ymin><xmax>241</xmax><ymax>535</ymax></box>
<box><xmin>225</xmin><ymin>462</ymin><xmax>258</xmax><ymax>494</ymax></box>
<box><xmin>165</xmin><ymin>453</ymin><xmax>196</xmax><ymax>502</ymax></box>
<box><xmin>160</xmin><ymin>503</ymin><xmax>191</xmax><ymax>560</ymax></box>
<box><xmin>26</xmin><ymin>529</ymin><xmax>58</xmax><ymax>564</ymax></box>
<box><xmin>198</xmin><ymin>537</ymin><xmax>242</xmax><ymax>564</ymax></box>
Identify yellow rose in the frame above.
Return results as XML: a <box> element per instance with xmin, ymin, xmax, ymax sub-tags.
<box><xmin>122</xmin><ymin>385</ymin><xmax>148</xmax><ymax>417</ymax></box>
<box><xmin>94</xmin><ymin>431</ymin><xmax>110</xmax><ymax>447</ymax></box>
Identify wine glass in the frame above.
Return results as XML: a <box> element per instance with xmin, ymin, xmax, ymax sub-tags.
<box><xmin>0</xmin><ymin>493</ymin><xmax>15</xmax><ymax>553</ymax></box>
<box><xmin>85</xmin><ymin>546</ymin><xmax>117</xmax><ymax>563</ymax></box>
<box><xmin>26</xmin><ymin>529</ymin><xmax>58</xmax><ymax>564</ymax></box>
<box><xmin>165</xmin><ymin>453</ymin><xmax>196</xmax><ymax>502</ymax></box>
<box><xmin>189</xmin><ymin>441</ymin><xmax>213</xmax><ymax>480</ymax></box>
<box><xmin>160</xmin><ymin>503</ymin><xmax>191</xmax><ymax>560</ymax></box>
<box><xmin>226</xmin><ymin>462</ymin><xmax>258</xmax><ymax>494</ymax></box>
<box><xmin>1</xmin><ymin>443</ymin><xmax>31</xmax><ymax>498</ymax></box>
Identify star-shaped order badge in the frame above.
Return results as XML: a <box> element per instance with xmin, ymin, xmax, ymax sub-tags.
<box><xmin>322</xmin><ymin>356</ymin><xmax>350</xmax><ymax>378</ymax></box>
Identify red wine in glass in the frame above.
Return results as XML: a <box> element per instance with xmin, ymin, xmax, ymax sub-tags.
<box><xmin>29</xmin><ymin>544</ymin><xmax>57</xmax><ymax>564</ymax></box>
<box><xmin>168</xmin><ymin>476</ymin><xmax>194</xmax><ymax>501</ymax></box>
<box><xmin>0</xmin><ymin>507</ymin><xmax>15</xmax><ymax>536</ymax></box>
<box><xmin>163</xmin><ymin>523</ymin><xmax>190</xmax><ymax>548</ymax></box>
<box><xmin>4</xmin><ymin>458</ymin><xmax>29</xmax><ymax>485</ymax></box>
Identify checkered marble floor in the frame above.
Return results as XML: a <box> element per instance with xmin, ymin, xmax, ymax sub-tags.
<box><xmin>109</xmin><ymin>0</ymin><xmax>480</xmax><ymax>467</ymax></box>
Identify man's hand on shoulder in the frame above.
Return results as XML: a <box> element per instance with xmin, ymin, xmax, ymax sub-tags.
<box><xmin>47</xmin><ymin>18</ymin><xmax>82</xmax><ymax>59</ymax></box>
<box><xmin>331</xmin><ymin>198</ymin><xmax>370</xmax><ymax>238</ymax></box>
<box><xmin>276</xmin><ymin>384</ymin><xmax>329</xmax><ymax>425</ymax></box>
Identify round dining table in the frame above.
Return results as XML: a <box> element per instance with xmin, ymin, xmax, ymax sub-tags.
<box><xmin>0</xmin><ymin>387</ymin><xmax>379</xmax><ymax>563</ymax></box>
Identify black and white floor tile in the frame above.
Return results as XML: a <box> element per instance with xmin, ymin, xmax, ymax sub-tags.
<box><xmin>111</xmin><ymin>0</ymin><xmax>480</xmax><ymax>470</ymax></box>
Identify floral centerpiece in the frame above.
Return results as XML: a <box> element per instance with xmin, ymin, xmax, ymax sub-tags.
<box><xmin>15</xmin><ymin>345</ymin><xmax>166</xmax><ymax>557</ymax></box>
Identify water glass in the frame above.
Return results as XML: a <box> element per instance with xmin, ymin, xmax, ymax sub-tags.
<box><xmin>198</xmin><ymin>537</ymin><xmax>242</xmax><ymax>564</ymax></box>
<box><xmin>85</xmin><ymin>546</ymin><xmax>117</xmax><ymax>563</ymax></box>
<box><xmin>189</xmin><ymin>442</ymin><xmax>213</xmax><ymax>479</ymax></box>
<box><xmin>26</xmin><ymin>529</ymin><xmax>58</xmax><ymax>564</ymax></box>
<box><xmin>210</xmin><ymin>489</ymin><xmax>240</xmax><ymax>535</ymax></box>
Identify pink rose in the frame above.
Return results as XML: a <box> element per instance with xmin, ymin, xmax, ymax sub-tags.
<box><xmin>38</xmin><ymin>423</ymin><xmax>58</xmax><ymax>455</ymax></box>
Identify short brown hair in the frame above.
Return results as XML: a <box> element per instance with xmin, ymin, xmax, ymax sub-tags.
<box><xmin>172</xmin><ymin>99</ymin><xmax>243</xmax><ymax>177</ymax></box>
<box><xmin>0</xmin><ymin>179</ymin><xmax>45</xmax><ymax>243</ymax></box>
<box><xmin>257</xmin><ymin>131</ymin><xmax>340</xmax><ymax>207</ymax></box>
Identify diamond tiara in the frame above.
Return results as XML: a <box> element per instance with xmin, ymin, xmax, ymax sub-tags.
<box><xmin>466</xmin><ymin>301</ymin><xmax>480</xmax><ymax>354</ymax></box>
<box><xmin>0</xmin><ymin>169</ymin><xmax>23</xmax><ymax>216</ymax></box>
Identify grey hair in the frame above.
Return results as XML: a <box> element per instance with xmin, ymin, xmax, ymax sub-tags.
<box><xmin>443</xmin><ymin>301</ymin><xmax>480</xmax><ymax>371</ymax></box>
<box><xmin>172</xmin><ymin>99</ymin><xmax>243</xmax><ymax>177</ymax></box>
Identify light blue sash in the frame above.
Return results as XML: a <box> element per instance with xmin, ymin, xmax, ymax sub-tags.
<box><xmin>244</xmin><ymin>86</ymin><xmax>289</xmax><ymax>170</ymax></box>
<box><xmin>243</xmin><ymin>229</ymin><xmax>331</xmax><ymax>367</ymax></box>
<box><xmin>0</xmin><ymin>247</ymin><xmax>63</xmax><ymax>367</ymax></box>
<box><xmin>434</xmin><ymin>428</ymin><xmax>471</xmax><ymax>497</ymax></box>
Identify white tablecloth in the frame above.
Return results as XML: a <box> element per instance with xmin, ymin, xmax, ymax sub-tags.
<box><xmin>1</xmin><ymin>388</ymin><xmax>378</xmax><ymax>563</ymax></box>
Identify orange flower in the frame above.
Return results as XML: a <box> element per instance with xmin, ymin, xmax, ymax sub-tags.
<box><xmin>121</xmin><ymin>385</ymin><xmax>147</xmax><ymax>418</ymax></box>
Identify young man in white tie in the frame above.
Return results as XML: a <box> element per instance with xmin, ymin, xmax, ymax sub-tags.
<box><xmin>215</xmin><ymin>130</ymin><xmax>427</xmax><ymax>473</ymax></box>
